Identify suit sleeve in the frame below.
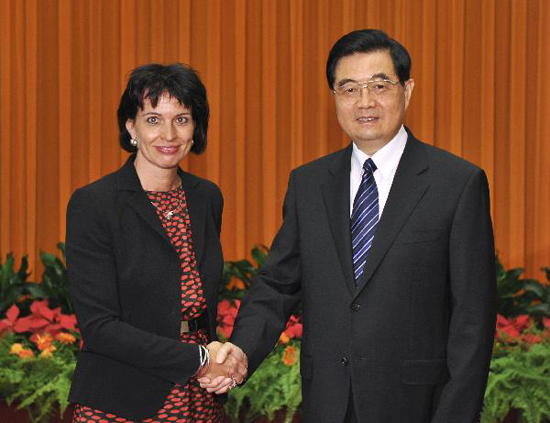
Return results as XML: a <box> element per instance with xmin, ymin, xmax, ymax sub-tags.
<box><xmin>432</xmin><ymin>169</ymin><xmax>496</xmax><ymax>423</ymax></box>
<box><xmin>230</xmin><ymin>171</ymin><xmax>302</xmax><ymax>373</ymax></box>
<box><xmin>66</xmin><ymin>187</ymin><xmax>201</xmax><ymax>385</ymax></box>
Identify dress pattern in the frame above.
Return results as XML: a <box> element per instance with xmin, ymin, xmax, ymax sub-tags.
<box><xmin>73</xmin><ymin>186</ymin><xmax>224</xmax><ymax>423</ymax></box>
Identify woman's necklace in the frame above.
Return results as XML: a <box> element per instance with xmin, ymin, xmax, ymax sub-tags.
<box><xmin>149</xmin><ymin>177</ymin><xmax>183</xmax><ymax>219</ymax></box>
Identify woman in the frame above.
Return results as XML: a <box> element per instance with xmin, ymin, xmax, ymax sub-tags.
<box><xmin>66</xmin><ymin>63</ymin><xmax>246</xmax><ymax>423</ymax></box>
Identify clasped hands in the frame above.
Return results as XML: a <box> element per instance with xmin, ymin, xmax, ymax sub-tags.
<box><xmin>197</xmin><ymin>341</ymin><xmax>248</xmax><ymax>394</ymax></box>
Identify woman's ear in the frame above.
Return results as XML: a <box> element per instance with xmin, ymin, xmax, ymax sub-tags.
<box><xmin>125</xmin><ymin>119</ymin><xmax>135</xmax><ymax>138</ymax></box>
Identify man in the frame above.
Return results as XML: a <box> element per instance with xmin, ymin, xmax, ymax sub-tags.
<box><xmin>208</xmin><ymin>29</ymin><xmax>496</xmax><ymax>423</ymax></box>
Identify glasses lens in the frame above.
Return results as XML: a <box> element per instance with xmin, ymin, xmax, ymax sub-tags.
<box><xmin>367</xmin><ymin>80</ymin><xmax>393</xmax><ymax>95</ymax></box>
<box><xmin>336</xmin><ymin>82</ymin><xmax>360</xmax><ymax>97</ymax></box>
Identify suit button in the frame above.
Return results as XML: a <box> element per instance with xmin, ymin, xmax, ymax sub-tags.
<box><xmin>350</xmin><ymin>303</ymin><xmax>361</xmax><ymax>311</ymax></box>
<box><xmin>341</xmin><ymin>357</ymin><xmax>349</xmax><ymax>366</ymax></box>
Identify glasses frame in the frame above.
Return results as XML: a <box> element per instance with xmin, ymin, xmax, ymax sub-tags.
<box><xmin>331</xmin><ymin>78</ymin><xmax>401</xmax><ymax>100</ymax></box>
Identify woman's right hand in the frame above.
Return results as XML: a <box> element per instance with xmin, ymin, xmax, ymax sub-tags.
<box><xmin>197</xmin><ymin>341</ymin><xmax>248</xmax><ymax>394</ymax></box>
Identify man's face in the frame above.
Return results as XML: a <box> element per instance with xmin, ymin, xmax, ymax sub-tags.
<box><xmin>332</xmin><ymin>50</ymin><xmax>414</xmax><ymax>154</ymax></box>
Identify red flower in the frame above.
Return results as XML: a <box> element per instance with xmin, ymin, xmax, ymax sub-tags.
<box><xmin>283</xmin><ymin>315</ymin><xmax>302</xmax><ymax>340</ymax></box>
<box><xmin>0</xmin><ymin>304</ymin><xmax>21</xmax><ymax>335</ymax></box>
<box><xmin>217</xmin><ymin>300</ymin><xmax>240</xmax><ymax>339</ymax></box>
<box><xmin>1</xmin><ymin>300</ymin><xmax>78</xmax><ymax>336</ymax></box>
<box><xmin>495</xmin><ymin>314</ymin><xmax>531</xmax><ymax>342</ymax></box>
<box><xmin>543</xmin><ymin>317</ymin><xmax>550</xmax><ymax>333</ymax></box>
<box><xmin>522</xmin><ymin>334</ymin><xmax>544</xmax><ymax>344</ymax></box>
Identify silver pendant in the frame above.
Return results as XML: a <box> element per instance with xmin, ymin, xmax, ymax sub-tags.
<box><xmin>165</xmin><ymin>211</ymin><xmax>174</xmax><ymax>219</ymax></box>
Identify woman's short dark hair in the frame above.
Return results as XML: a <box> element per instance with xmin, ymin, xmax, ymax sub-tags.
<box><xmin>117</xmin><ymin>63</ymin><xmax>209</xmax><ymax>154</ymax></box>
<box><xmin>326</xmin><ymin>29</ymin><xmax>411</xmax><ymax>89</ymax></box>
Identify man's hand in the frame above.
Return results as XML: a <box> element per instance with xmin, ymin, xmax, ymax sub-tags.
<box><xmin>197</xmin><ymin>342</ymin><xmax>248</xmax><ymax>394</ymax></box>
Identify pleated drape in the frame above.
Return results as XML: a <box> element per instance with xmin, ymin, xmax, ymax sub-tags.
<box><xmin>0</xmin><ymin>0</ymin><xmax>549</xmax><ymax>279</ymax></box>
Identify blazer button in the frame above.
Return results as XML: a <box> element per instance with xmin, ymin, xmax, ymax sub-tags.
<box><xmin>341</xmin><ymin>357</ymin><xmax>349</xmax><ymax>366</ymax></box>
<box><xmin>350</xmin><ymin>303</ymin><xmax>361</xmax><ymax>311</ymax></box>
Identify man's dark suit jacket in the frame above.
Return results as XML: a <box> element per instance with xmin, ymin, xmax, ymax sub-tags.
<box><xmin>231</xmin><ymin>129</ymin><xmax>496</xmax><ymax>423</ymax></box>
<box><xmin>65</xmin><ymin>155</ymin><xmax>224</xmax><ymax>420</ymax></box>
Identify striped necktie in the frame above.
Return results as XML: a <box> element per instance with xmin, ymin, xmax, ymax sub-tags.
<box><xmin>351</xmin><ymin>158</ymin><xmax>379</xmax><ymax>283</ymax></box>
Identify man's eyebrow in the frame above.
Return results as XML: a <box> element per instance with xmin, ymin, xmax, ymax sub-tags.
<box><xmin>336</xmin><ymin>73</ymin><xmax>395</xmax><ymax>87</ymax></box>
<box><xmin>371</xmin><ymin>73</ymin><xmax>393</xmax><ymax>80</ymax></box>
<box><xmin>336</xmin><ymin>78</ymin><xmax>357</xmax><ymax>87</ymax></box>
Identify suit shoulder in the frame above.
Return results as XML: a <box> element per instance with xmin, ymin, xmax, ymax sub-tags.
<box><xmin>421</xmin><ymin>141</ymin><xmax>484</xmax><ymax>177</ymax></box>
<box><xmin>291</xmin><ymin>147</ymin><xmax>349</xmax><ymax>177</ymax></box>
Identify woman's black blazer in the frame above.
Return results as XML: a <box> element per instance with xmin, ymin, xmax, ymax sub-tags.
<box><xmin>66</xmin><ymin>155</ymin><xmax>224</xmax><ymax>420</ymax></box>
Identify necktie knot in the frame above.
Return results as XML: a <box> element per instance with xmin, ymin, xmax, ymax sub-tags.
<box><xmin>363</xmin><ymin>158</ymin><xmax>377</xmax><ymax>175</ymax></box>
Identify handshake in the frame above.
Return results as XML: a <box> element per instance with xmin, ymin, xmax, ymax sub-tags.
<box><xmin>196</xmin><ymin>341</ymin><xmax>248</xmax><ymax>394</ymax></box>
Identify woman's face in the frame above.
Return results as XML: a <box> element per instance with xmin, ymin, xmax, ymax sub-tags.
<box><xmin>126</xmin><ymin>94</ymin><xmax>195</xmax><ymax>172</ymax></box>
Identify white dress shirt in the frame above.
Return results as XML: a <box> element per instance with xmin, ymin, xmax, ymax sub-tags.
<box><xmin>350</xmin><ymin>126</ymin><xmax>408</xmax><ymax>217</ymax></box>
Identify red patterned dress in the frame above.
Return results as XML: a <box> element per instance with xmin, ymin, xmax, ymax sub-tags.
<box><xmin>73</xmin><ymin>186</ymin><xmax>225</xmax><ymax>423</ymax></box>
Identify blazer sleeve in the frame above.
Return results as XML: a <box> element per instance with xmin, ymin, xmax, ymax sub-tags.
<box><xmin>432</xmin><ymin>169</ymin><xmax>497</xmax><ymax>423</ymax></box>
<box><xmin>66</xmin><ymin>187</ymin><xmax>201</xmax><ymax>385</ymax></box>
<box><xmin>230</xmin><ymin>171</ymin><xmax>302</xmax><ymax>373</ymax></box>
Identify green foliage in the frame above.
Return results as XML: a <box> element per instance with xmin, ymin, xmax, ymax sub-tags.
<box><xmin>225</xmin><ymin>340</ymin><xmax>301</xmax><ymax>423</ymax></box>
<box><xmin>496</xmin><ymin>256</ymin><xmax>550</xmax><ymax>325</ymax></box>
<box><xmin>482</xmin><ymin>341</ymin><xmax>550</xmax><ymax>423</ymax></box>
<box><xmin>221</xmin><ymin>245</ymin><xmax>268</xmax><ymax>301</ymax></box>
<box><xmin>0</xmin><ymin>253</ymin><xmax>42</xmax><ymax>316</ymax></box>
<box><xmin>0</xmin><ymin>333</ymin><xmax>75</xmax><ymax>423</ymax></box>
<box><xmin>37</xmin><ymin>243</ymin><xmax>72</xmax><ymax>315</ymax></box>
<box><xmin>0</xmin><ymin>243</ymin><xmax>71</xmax><ymax>316</ymax></box>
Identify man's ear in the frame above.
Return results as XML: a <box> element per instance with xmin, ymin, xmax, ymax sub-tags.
<box><xmin>404</xmin><ymin>79</ymin><xmax>415</xmax><ymax>110</ymax></box>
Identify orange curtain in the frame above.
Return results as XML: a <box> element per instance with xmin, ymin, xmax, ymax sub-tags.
<box><xmin>0</xmin><ymin>0</ymin><xmax>549</xmax><ymax>279</ymax></box>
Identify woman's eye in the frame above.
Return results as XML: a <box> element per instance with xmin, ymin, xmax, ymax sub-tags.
<box><xmin>146</xmin><ymin>117</ymin><xmax>159</xmax><ymax>124</ymax></box>
<box><xmin>175</xmin><ymin>116</ymin><xmax>188</xmax><ymax>124</ymax></box>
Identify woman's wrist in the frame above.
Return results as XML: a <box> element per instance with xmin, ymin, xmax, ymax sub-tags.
<box><xmin>195</xmin><ymin>344</ymin><xmax>210</xmax><ymax>377</ymax></box>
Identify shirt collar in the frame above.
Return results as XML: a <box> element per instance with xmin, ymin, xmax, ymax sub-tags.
<box><xmin>351</xmin><ymin>125</ymin><xmax>408</xmax><ymax>180</ymax></box>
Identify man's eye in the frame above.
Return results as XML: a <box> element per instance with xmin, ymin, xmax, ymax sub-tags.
<box><xmin>371</xmin><ymin>82</ymin><xmax>390</xmax><ymax>93</ymax></box>
<box><xmin>343</xmin><ymin>87</ymin><xmax>358</xmax><ymax>95</ymax></box>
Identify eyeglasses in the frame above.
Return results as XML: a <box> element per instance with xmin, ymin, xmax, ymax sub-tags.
<box><xmin>332</xmin><ymin>78</ymin><xmax>400</xmax><ymax>101</ymax></box>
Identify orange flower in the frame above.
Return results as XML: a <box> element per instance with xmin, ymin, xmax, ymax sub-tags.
<box><xmin>30</xmin><ymin>332</ymin><xmax>54</xmax><ymax>351</ymax></box>
<box><xmin>17</xmin><ymin>349</ymin><xmax>34</xmax><ymax>359</ymax></box>
<box><xmin>10</xmin><ymin>344</ymin><xmax>34</xmax><ymax>359</ymax></box>
<box><xmin>39</xmin><ymin>345</ymin><xmax>56</xmax><ymax>358</ymax></box>
<box><xmin>9</xmin><ymin>343</ymin><xmax>24</xmax><ymax>354</ymax></box>
<box><xmin>226</xmin><ymin>277</ymin><xmax>246</xmax><ymax>291</ymax></box>
<box><xmin>279</xmin><ymin>332</ymin><xmax>290</xmax><ymax>344</ymax></box>
<box><xmin>56</xmin><ymin>332</ymin><xmax>76</xmax><ymax>344</ymax></box>
<box><xmin>283</xmin><ymin>345</ymin><xmax>297</xmax><ymax>366</ymax></box>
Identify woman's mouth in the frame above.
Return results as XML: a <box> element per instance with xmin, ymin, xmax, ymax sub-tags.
<box><xmin>155</xmin><ymin>146</ymin><xmax>180</xmax><ymax>154</ymax></box>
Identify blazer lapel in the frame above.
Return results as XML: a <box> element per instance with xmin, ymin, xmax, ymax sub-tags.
<box><xmin>117</xmin><ymin>155</ymin><xmax>172</xmax><ymax>245</ymax></box>
<box><xmin>320</xmin><ymin>145</ymin><xmax>356</xmax><ymax>295</ymax></box>
<box><xmin>180</xmin><ymin>170</ymin><xmax>207</xmax><ymax>266</ymax></box>
<box><xmin>354</xmin><ymin>134</ymin><xmax>430</xmax><ymax>296</ymax></box>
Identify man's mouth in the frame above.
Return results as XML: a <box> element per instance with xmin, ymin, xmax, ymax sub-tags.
<box><xmin>356</xmin><ymin>116</ymin><xmax>379</xmax><ymax>123</ymax></box>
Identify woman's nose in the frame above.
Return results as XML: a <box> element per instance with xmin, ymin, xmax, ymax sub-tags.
<box><xmin>162</xmin><ymin>122</ymin><xmax>176</xmax><ymax>141</ymax></box>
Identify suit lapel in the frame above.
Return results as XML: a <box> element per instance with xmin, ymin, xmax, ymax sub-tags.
<box><xmin>320</xmin><ymin>145</ymin><xmax>356</xmax><ymax>295</ymax></box>
<box><xmin>180</xmin><ymin>170</ymin><xmax>207</xmax><ymax>266</ymax></box>
<box><xmin>354</xmin><ymin>134</ymin><xmax>430</xmax><ymax>296</ymax></box>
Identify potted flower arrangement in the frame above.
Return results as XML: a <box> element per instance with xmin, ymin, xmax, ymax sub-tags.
<box><xmin>1</xmin><ymin>247</ymin><xmax>550</xmax><ymax>423</ymax></box>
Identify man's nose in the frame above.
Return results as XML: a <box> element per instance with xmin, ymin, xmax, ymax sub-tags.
<box><xmin>357</xmin><ymin>86</ymin><xmax>376</xmax><ymax>108</ymax></box>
